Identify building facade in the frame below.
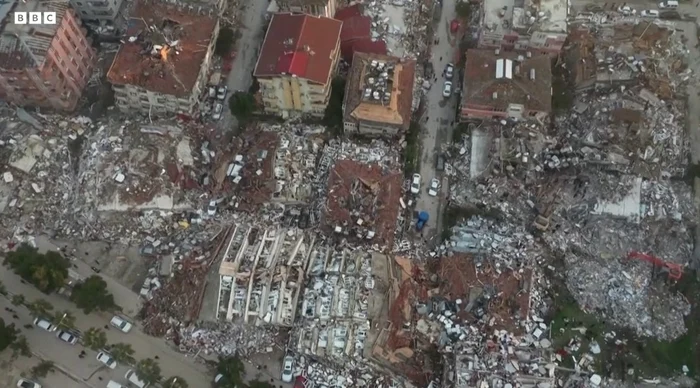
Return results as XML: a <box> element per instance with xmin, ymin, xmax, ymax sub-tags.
<box><xmin>107</xmin><ymin>0</ymin><xmax>219</xmax><ymax>116</ymax></box>
<box><xmin>254</xmin><ymin>13</ymin><xmax>342</xmax><ymax>118</ymax></box>
<box><xmin>69</xmin><ymin>0</ymin><xmax>124</xmax><ymax>23</ymax></box>
<box><xmin>0</xmin><ymin>0</ymin><xmax>96</xmax><ymax>111</ymax></box>
<box><xmin>276</xmin><ymin>0</ymin><xmax>337</xmax><ymax>18</ymax></box>
<box><xmin>342</xmin><ymin>53</ymin><xmax>415</xmax><ymax>137</ymax></box>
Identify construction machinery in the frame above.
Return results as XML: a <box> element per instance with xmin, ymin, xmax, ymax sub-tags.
<box><xmin>626</xmin><ymin>251</ymin><xmax>683</xmax><ymax>281</ymax></box>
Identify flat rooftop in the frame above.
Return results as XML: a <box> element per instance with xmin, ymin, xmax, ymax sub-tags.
<box><xmin>482</xmin><ymin>0</ymin><xmax>516</xmax><ymax>35</ymax></box>
<box><xmin>106</xmin><ymin>0</ymin><xmax>217</xmax><ymax>97</ymax></box>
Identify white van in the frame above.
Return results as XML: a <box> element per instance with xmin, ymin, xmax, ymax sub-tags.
<box><xmin>659</xmin><ymin>0</ymin><xmax>678</xmax><ymax>9</ymax></box>
<box><xmin>106</xmin><ymin>381</ymin><xmax>124</xmax><ymax>388</ymax></box>
<box><xmin>125</xmin><ymin>370</ymin><xmax>149</xmax><ymax>388</ymax></box>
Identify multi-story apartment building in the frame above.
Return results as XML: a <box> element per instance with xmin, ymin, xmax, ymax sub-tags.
<box><xmin>276</xmin><ymin>0</ymin><xmax>337</xmax><ymax>18</ymax></box>
<box><xmin>0</xmin><ymin>0</ymin><xmax>96</xmax><ymax>111</ymax></box>
<box><xmin>106</xmin><ymin>0</ymin><xmax>219</xmax><ymax>117</ymax></box>
<box><xmin>342</xmin><ymin>52</ymin><xmax>415</xmax><ymax>137</ymax></box>
<box><xmin>69</xmin><ymin>0</ymin><xmax>123</xmax><ymax>23</ymax></box>
<box><xmin>254</xmin><ymin>13</ymin><xmax>342</xmax><ymax>118</ymax></box>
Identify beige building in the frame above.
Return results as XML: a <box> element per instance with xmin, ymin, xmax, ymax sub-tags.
<box><xmin>107</xmin><ymin>0</ymin><xmax>219</xmax><ymax>117</ymax></box>
<box><xmin>275</xmin><ymin>0</ymin><xmax>337</xmax><ymax>18</ymax></box>
<box><xmin>69</xmin><ymin>0</ymin><xmax>124</xmax><ymax>23</ymax></box>
<box><xmin>254</xmin><ymin>13</ymin><xmax>342</xmax><ymax>118</ymax></box>
<box><xmin>342</xmin><ymin>53</ymin><xmax>415</xmax><ymax>137</ymax></box>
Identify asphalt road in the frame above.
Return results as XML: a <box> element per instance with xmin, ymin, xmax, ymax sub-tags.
<box><xmin>414</xmin><ymin>0</ymin><xmax>459</xmax><ymax>242</ymax></box>
<box><xmin>0</xmin><ymin>263</ymin><xmax>213</xmax><ymax>388</ymax></box>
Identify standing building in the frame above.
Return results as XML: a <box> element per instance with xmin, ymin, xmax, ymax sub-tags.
<box><xmin>342</xmin><ymin>52</ymin><xmax>415</xmax><ymax>137</ymax></box>
<box><xmin>0</xmin><ymin>0</ymin><xmax>96</xmax><ymax>111</ymax></box>
<box><xmin>460</xmin><ymin>49</ymin><xmax>552</xmax><ymax>121</ymax></box>
<box><xmin>254</xmin><ymin>13</ymin><xmax>342</xmax><ymax>118</ymax></box>
<box><xmin>106</xmin><ymin>0</ymin><xmax>219</xmax><ymax>117</ymax></box>
<box><xmin>275</xmin><ymin>0</ymin><xmax>337</xmax><ymax>18</ymax></box>
<box><xmin>69</xmin><ymin>0</ymin><xmax>124</xmax><ymax>23</ymax></box>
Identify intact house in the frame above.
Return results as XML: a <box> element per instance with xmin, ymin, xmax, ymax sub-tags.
<box><xmin>342</xmin><ymin>52</ymin><xmax>415</xmax><ymax>137</ymax></box>
<box><xmin>106</xmin><ymin>0</ymin><xmax>219</xmax><ymax>117</ymax></box>
<box><xmin>460</xmin><ymin>49</ymin><xmax>552</xmax><ymax>121</ymax></box>
<box><xmin>254</xmin><ymin>13</ymin><xmax>342</xmax><ymax>118</ymax></box>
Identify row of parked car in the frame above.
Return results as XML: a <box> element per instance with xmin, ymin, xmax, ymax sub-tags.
<box><xmin>18</xmin><ymin>316</ymin><xmax>149</xmax><ymax>388</ymax></box>
<box><xmin>208</xmin><ymin>85</ymin><xmax>228</xmax><ymax>120</ymax></box>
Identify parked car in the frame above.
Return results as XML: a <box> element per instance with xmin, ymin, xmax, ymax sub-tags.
<box><xmin>212</xmin><ymin>103</ymin><xmax>223</xmax><ymax>120</ymax></box>
<box><xmin>658</xmin><ymin>0</ymin><xmax>678</xmax><ymax>9</ymax></box>
<box><xmin>96</xmin><ymin>351</ymin><xmax>118</xmax><ymax>369</ymax></box>
<box><xmin>410</xmin><ymin>173</ymin><xmax>421</xmax><ymax>194</ymax></box>
<box><xmin>442</xmin><ymin>81</ymin><xmax>453</xmax><ymax>98</ymax></box>
<box><xmin>56</xmin><ymin>330</ymin><xmax>78</xmax><ymax>344</ymax></box>
<box><xmin>444</xmin><ymin>63</ymin><xmax>454</xmax><ymax>80</ymax></box>
<box><xmin>110</xmin><ymin>315</ymin><xmax>133</xmax><ymax>333</ymax></box>
<box><xmin>125</xmin><ymin>370</ymin><xmax>149</xmax><ymax>388</ymax></box>
<box><xmin>428</xmin><ymin>178</ymin><xmax>440</xmax><ymax>197</ymax></box>
<box><xmin>33</xmin><ymin>317</ymin><xmax>56</xmax><ymax>332</ymax></box>
<box><xmin>640</xmin><ymin>9</ymin><xmax>659</xmax><ymax>17</ymax></box>
<box><xmin>207</xmin><ymin>200</ymin><xmax>218</xmax><ymax>216</ymax></box>
<box><xmin>281</xmin><ymin>355</ymin><xmax>295</xmax><ymax>383</ymax></box>
<box><xmin>436</xmin><ymin>154</ymin><xmax>445</xmax><ymax>171</ymax></box>
<box><xmin>208</xmin><ymin>86</ymin><xmax>217</xmax><ymax>99</ymax></box>
<box><xmin>217</xmin><ymin>85</ymin><xmax>228</xmax><ymax>100</ymax></box>
<box><xmin>617</xmin><ymin>5</ymin><xmax>636</xmax><ymax>15</ymax></box>
<box><xmin>17</xmin><ymin>379</ymin><xmax>41</xmax><ymax>388</ymax></box>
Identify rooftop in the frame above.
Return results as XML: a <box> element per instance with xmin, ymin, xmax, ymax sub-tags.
<box><xmin>325</xmin><ymin>159</ymin><xmax>402</xmax><ymax>248</ymax></box>
<box><xmin>344</xmin><ymin>53</ymin><xmax>415</xmax><ymax>130</ymax></box>
<box><xmin>483</xmin><ymin>0</ymin><xmax>568</xmax><ymax>36</ymax></box>
<box><xmin>0</xmin><ymin>0</ymin><xmax>69</xmax><ymax>69</ymax></box>
<box><xmin>106</xmin><ymin>0</ymin><xmax>218</xmax><ymax>97</ymax></box>
<box><xmin>254</xmin><ymin>13</ymin><xmax>342</xmax><ymax>85</ymax></box>
<box><xmin>462</xmin><ymin>49</ymin><xmax>552</xmax><ymax>113</ymax></box>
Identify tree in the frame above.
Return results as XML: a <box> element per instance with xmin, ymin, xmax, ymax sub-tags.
<box><xmin>83</xmin><ymin>327</ymin><xmax>107</xmax><ymax>350</ymax></box>
<box><xmin>455</xmin><ymin>1</ymin><xmax>472</xmax><ymax>19</ymax></box>
<box><xmin>70</xmin><ymin>275</ymin><xmax>115</xmax><ymax>314</ymax></box>
<box><xmin>0</xmin><ymin>280</ymin><xmax>7</xmax><ymax>296</ymax></box>
<box><xmin>322</xmin><ymin>77</ymin><xmax>346</xmax><ymax>134</ymax></box>
<box><xmin>135</xmin><ymin>358</ymin><xmax>162</xmax><ymax>385</ymax></box>
<box><xmin>53</xmin><ymin>310</ymin><xmax>76</xmax><ymax>329</ymax></box>
<box><xmin>109</xmin><ymin>343</ymin><xmax>136</xmax><ymax>365</ymax></box>
<box><xmin>11</xmin><ymin>294</ymin><xmax>25</xmax><ymax>306</ymax></box>
<box><xmin>215</xmin><ymin>27</ymin><xmax>236</xmax><ymax>56</ymax></box>
<box><xmin>28</xmin><ymin>299</ymin><xmax>54</xmax><ymax>318</ymax></box>
<box><xmin>31</xmin><ymin>360</ymin><xmax>54</xmax><ymax>378</ymax></box>
<box><xmin>228</xmin><ymin>92</ymin><xmax>256</xmax><ymax>123</ymax></box>
<box><xmin>249</xmin><ymin>381</ymin><xmax>275</xmax><ymax>388</ymax></box>
<box><xmin>0</xmin><ymin>318</ymin><xmax>19</xmax><ymax>353</ymax></box>
<box><xmin>10</xmin><ymin>335</ymin><xmax>31</xmax><ymax>358</ymax></box>
<box><xmin>164</xmin><ymin>376</ymin><xmax>189</xmax><ymax>388</ymax></box>
<box><xmin>215</xmin><ymin>356</ymin><xmax>245</xmax><ymax>388</ymax></box>
<box><xmin>4</xmin><ymin>244</ymin><xmax>70</xmax><ymax>293</ymax></box>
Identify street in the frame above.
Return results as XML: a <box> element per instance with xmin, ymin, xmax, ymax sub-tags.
<box><xmin>415</xmin><ymin>0</ymin><xmax>459</xmax><ymax>242</ymax></box>
<box><xmin>219</xmin><ymin>0</ymin><xmax>270</xmax><ymax>131</ymax></box>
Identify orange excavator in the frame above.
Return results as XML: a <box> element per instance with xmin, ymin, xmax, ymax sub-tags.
<box><xmin>627</xmin><ymin>251</ymin><xmax>683</xmax><ymax>281</ymax></box>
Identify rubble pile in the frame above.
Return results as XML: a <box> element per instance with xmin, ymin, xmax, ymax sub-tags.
<box><xmin>365</xmin><ymin>0</ymin><xmax>431</xmax><ymax>58</ymax></box>
<box><xmin>174</xmin><ymin>321</ymin><xmax>279</xmax><ymax>357</ymax></box>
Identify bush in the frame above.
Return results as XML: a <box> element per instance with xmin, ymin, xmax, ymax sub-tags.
<box><xmin>403</xmin><ymin>121</ymin><xmax>421</xmax><ymax>176</ymax></box>
<box><xmin>228</xmin><ymin>91</ymin><xmax>256</xmax><ymax>123</ymax></box>
<box><xmin>4</xmin><ymin>244</ymin><xmax>69</xmax><ymax>293</ymax></box>
<box><xmin>323</xmin><ymin>77</ymin><xmax>346</xmax><ymax>136</ymax></box>
<box><xmin>215</xmin><ymin>27</ymin><xmax>237</xmax><ymax>57</ymax></box>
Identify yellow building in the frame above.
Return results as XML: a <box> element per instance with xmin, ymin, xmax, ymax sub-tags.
<box><xmin>254</xmin><ymin>13</ymin><xmax>342</xmax><ymax>118</ymax></box>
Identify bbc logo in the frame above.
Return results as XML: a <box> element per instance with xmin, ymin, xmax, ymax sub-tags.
<box><xmin>14</xmin><ymin>12</ymin><xmax>57</xmax><ymax>25</ymax></box>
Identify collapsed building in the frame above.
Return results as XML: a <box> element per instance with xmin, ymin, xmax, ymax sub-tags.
<box><xmin>107</xmin><ymin>0</ymin><xmax>219</xmax><ymax>117</ymax></box>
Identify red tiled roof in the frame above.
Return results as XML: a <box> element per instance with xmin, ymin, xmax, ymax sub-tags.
<box><xmin>339</xmin><ymin>15</ymin><xmax>371</xmax><ymax>42</ymax></box>
<box><xmin>334</xmin><ymin>4</ymin><xmax>364</xmax><ymax>20</ymax></box>
<box><xmin>254</xmin><ymin>13</ymin><xmax>342</xmax><ymax>85</ymax></box>
<box><xmin>341</xmin><ymin>39</ymin><xmax>388</xmax><ymax>63</ymax></box>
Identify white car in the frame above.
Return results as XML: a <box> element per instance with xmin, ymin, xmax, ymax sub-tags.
<box><xmin>96</xmin><ymin>351</ymin><xmax>117</xmax><ymax>369</ymax></box>
<box><xmin>217</xmin><ymin>86</ymin><xmax>228</xmax><ymax>100</ymax></box>
<box><xmin>125</xmin><ymin>370</ymin><xmax>149</xmax><ymax>388</ymax></box>
<box><xmin>640</xmin><ymin>9</ymin><xmax>659</xmax><ymax>17</ymax></box>
<box><xmin>442</xmin><ymin>81</ymin><xmax>453</xmax><ymax>98</ymax></box>
<box><xmin>17</xmin><ymin>379</ymin><xmax>41</xmax><ymax>388</ymax></box>
<box><xmin>617</xmin><ymin>5</ymin><xmax>636</xmax><ymax>15</ymax></box>
<box><xmin>110</xmin><ymin>316</ymin><xmax>133</xmax><ymax>333</ymax></box>
<box><xmin>207</xmin><ymin>200</ymin><xmax>217</xmax><ymax>216</ymax></box>
<box><xmin>281</xmin><ymin>355</ymin><xmax>294</xmax><ymax>383</ymax></box>
<box><xmin>208</xmin><ymin>86</ymin><xmax>217</xmax><ymax>99</ymax></box>
<box><xmin>33</xmin><ymin>317</ymin><xmax>57</xmax><ymax>332</ymax></box>
<box><xmin>410</xmin><ymin>173</ymin><xmax>421</xmax><ymax>194</ymax></box>
<box><xmin>212</xmin><ymin>103</ymin><xmax>223</xmax><ymax>120</ymax></box>
<box><xmin>428</xmin><ymin>178</ymin><xmax>440</xmax><ymax>197</ymax></box>
<box><xmin>56</xmin><ymin>330</ymin><xmax>78</xmax><ymax>345</ymax></box>
<box><xmin>444</xmin><ymin>63</ymin><xmax>454</xmax><ymax>80</ymax></box>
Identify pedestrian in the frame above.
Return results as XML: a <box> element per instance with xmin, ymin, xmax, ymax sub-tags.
<box><xmin>440</xmin><ymin>56</ymin><xmax>443</xmax><ymax>61</ymax></box>
<box><xmin>155</xmin><ymin>355</ymin><xmax>160</xmax><ymax>360</ymax></box>
<box><xmin>98</xmin><ymin>377</ymin><xmax>103</xmax><ymax>381</ymax></box>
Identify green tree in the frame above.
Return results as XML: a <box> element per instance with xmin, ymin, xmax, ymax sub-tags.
<box><xmin>10</xmin><ymin>335</ymin><xmax>31</xmax><ymax>358</ymax></box>
<box><xmin>455</xmin><ymin>0</ymin><xmax>472</xmax><ymax>19</ymax></box>
<box><xmin>135</xmin><ymin>358</ymin><xmax>162</xmax><ymax>385</ymax></box>
<box><xmin>31</xmin><ymin>360</ymin><xmax>54</xmax><ymax>378</ymax></box>
<box><xmin>70</xmin><ymin>275</ymin><xmax>115</xmax><ymax>313</ymax></box>
<box><xmin>109</xmin><ymin>343</ymin><xmax>136</xmax><ymax>365</ymax></box>
<box><xmin>4</xmin><ymin>244</ymin><xmax>70</xmax><ymax>293</ymax></box>
<box><xmin>215</xmin><ymin>27</ymin><xmax>236</xmax><ymax>56</ymax></box>
<box><xmin>164</xmin><ymin>376</ymin><xmax>189</xmax><ymax>388</ymax></box>
<box><xmin>0</xmin><ymin>318</ymin><xmax>19</xmax><ymax>353</ymax></box>
<box><xmin>228</xmin><ymin>92</ymin><xmax>256</xmax><ymax>123</ymax></box>
<box><xmin>53</xmin><ymin>310</ymin><xmax>76</xmax><ymax>329</ymax></box>
<box><xmin>83</xmin><ymin>327</ymin><xmax>107</xmax><ymax>350</ymax></box>
<box><xmin>322</xmin><ymin>77</ymin><xmax>346</xmax><ymax>134</ymax></box>
<box><xmin>28</xmin><ymin>299</ymin><xmax>54</xmax><ymax>318</ymax></box>
<box><xmin>11</xmin><ymin>294</ymin><xmax>25</xmax><ymax>306</ymax></box>
<box><xmin>0</xmin><ymin>280</ymin><xmax>7</xmax><ymax>296</ymax></box>
<box><xmin>215</xmin><ymin>356</ymin><xmax>245</xmax><ymax>388</ymax></box>
<box><xmin>249</xmin><ymin>380</ymin><xmax>275</xmax><ymax>388</ymax></box>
